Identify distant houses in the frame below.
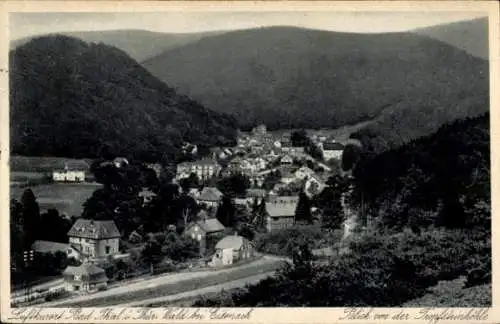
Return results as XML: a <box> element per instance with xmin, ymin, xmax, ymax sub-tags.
<box><xmin>52</xmin><ymin>163</ymin><xmax>86</xmax><ymax>183</ymax></box>
<box><xmin>176</xmin><ymin>158</ymin><xmax>222</xmax><ymax>182</ymax></box>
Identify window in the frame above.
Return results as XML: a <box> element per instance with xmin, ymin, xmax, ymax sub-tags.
<box><xmin>105</xmin><ymin>246</ymin><xmax>111</xmax><ymax>254</ymax></box>
<box><xmin>74</xmin><ymin>275</ymin><xmax>82</xmax><ymax>281</ymax></box>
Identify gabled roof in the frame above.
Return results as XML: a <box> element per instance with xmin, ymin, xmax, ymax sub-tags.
<box><xmin>67</xmin><ymin>219</ymin><xmax>121</xmax><ymax>239</ymax></box>
<box><xmin>265</xmin><ymin>201</ymin><xmax>296</xmax><ymax>218</ymax></box>
<box><xmin>215</xmin><ymin>235</ymin><xmax>249</xmax><ymax>250</ymax></box>
<box><xmin>198</xmin><ymin>187</ymin><xmax>224</xmax><ymax>202</ymax></box>
<box><xmin>63</xmin><ymin>263</ymin><xmax>105</xmax><ymax>276</ymax></box>
<box><xmin>190</xmin><ymin>218</ymin><xmax>225</xmax><ymax>233</ymax></box>
<box><xmin>31</xmin><ymin>240</ymin><xmax>71</xmax><ymax>254</ymax></box>
<box><xmin>323</xmin><ymin>142</ymin><xmax>345</xmax><ymax>151</ymax></box>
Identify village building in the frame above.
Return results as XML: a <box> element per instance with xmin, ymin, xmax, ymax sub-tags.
<box><xmin>320</xmin><ymin>141</ymin><xmax>345</xmax><ymax>161</ymax></box>
<box><xmin>52</xmin><ymin>163</ymin><xmax>86</xmax><ymax>183</ymax></box>
<box><xmin>294</xmin><ymin>166</ymin><xmax>316</xmax><ymax>180</ymax></box>
<box><xmin>196</xmin><ymin>186</ymin><xmax>224</xmax><ymax>208</ymax></box>
<box><xmin>31</xmin><ymin>240</ymin><xmax>81</xmax><ymax>261</ymax></box>
<box><xmin>246</xmin><ymin>188</ymin><xmax>267</xmax><ymax>204</ymax></box>
<box><xmin>138</xmin><ymin>188</ymin><xmax>156</xmax><ymax>206</ymax></box>
<box><xmin>304</xmin><ymin>174</ymin><xmax>327</xmax><ymax>197</ymax></box>
<box><xmin>280</xmin><ymin>155</ymin><xmax>293</xmax><ymax>165</ymax></box>
<box><xmin>252</xmin><ymin>124</ymin><xmax>267</xmax><ymax>137</ymax></box>
<box><xmin>209</xmin><ymin>234</ymin><xmax>254</xmax><ymax>267</ymax></box>
<box><xmin>176</xmin><ymin>158</ymin><xmax>221</xmax><ymax>181</ymax></box>
<box><xmin>63</xmin><ymin>262</ymin><xmax>108</xmax><ymax>293</ymax></box>
<box><xmin>67</xmin><ymin>219</ymin><xmax>121</xmax><ymax>263</ymax></box>
<box><xmin>265</xmin><ymin>196</ymin><xmax>300</xmax><ymax>232</ymax></box>
<box><xmin>184</xmin><ymin>217</ymin><xmax>225</xmax><ymax>255</ymax></box>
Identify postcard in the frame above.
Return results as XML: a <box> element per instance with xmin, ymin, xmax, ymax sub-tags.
<box><xmin>0</xmin><ymin>1</ymin><xmax>499</xmax><ymax>323</ymax></box>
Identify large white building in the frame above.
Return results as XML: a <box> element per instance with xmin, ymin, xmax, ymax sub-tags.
<box><xmin>320</xmin><ymin>141</ymin><xmax>345</xmax><ymax>161</ymax></box>
<box><xmin>52</xmin><ymin>163</ymin><xmax>86</xmax><ymax>182</ymax></box>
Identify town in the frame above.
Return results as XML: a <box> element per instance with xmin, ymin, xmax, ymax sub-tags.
<box><xmin>10</xmin><ymin>125</ymin><xmax>359</xmax><ymax>306</ymax></box>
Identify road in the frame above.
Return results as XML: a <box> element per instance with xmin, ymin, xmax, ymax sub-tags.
<box><xmin>41</xmin><ymin>255</ymin><xmax>286</xmax><ymax>307</ymax></box>
<box><xmin>11</xmin><ymin>278</ymin><xmax>64</xmax><ymax>298</ymax></box>
<box><xmin>117</xmin><ymin>272</ymin><xmax>276</xmax><ymax>307</ymax></box>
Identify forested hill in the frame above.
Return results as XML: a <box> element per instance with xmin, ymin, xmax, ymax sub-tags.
<box><xmin>142</xmin><ymin>26</ymin><xmax>488</xmax><ymax>140</ymax></box>
<box><xmin>351</xmin><ymin>113</ymin><xmax>490</xmax><ymax>231</ymax></box>
<box><xmin>10</xmin><ymin>35</ymin><xmax>238</xmax><ymax>161</ymax></box>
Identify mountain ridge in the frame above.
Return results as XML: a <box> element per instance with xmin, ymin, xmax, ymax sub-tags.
<box><xmin>10</xmin><ymin>35</ymin><xmax>238</xmax><ymax>161</ymax></box>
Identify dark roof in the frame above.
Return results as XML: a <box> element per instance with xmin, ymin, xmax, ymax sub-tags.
<box><xmin>198</xmin><ymin>187</ymin><xmax>223</xmax><ymax>202</ymax></box>
<box><xmin>31</xmin><ymin>240</ymin><xmax>70</xmax><ymax>254</ymax></box>
<box><xmin>196</xmin><ymin>218</ymin><xmax>225</xmax><ymax>233</ymax></box>
<box><xmin>67</xmin><ymin>219</ymin><xmax>121</xmax><ymax>239</ymax></box>
<box><xmin>323</xmin><ymin>142</ymin><xmax>345</xmax><ymax>150</ymax></box>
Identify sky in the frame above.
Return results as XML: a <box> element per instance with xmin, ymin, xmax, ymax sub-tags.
<box><xmin>10</xmin><ymin>11</ymin><xmax>488</xmax><ymax>41</ymax></box>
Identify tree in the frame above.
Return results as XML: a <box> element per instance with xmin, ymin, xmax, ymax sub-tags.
<box><xmin>141</xmin><ymin>239</ymin><xmax>163</xmax><ymax>274</ymax></box>
<box><xmin>291</xmin><ymin>130</ymin><xmax>309</xmax><ymax>147</ymax></box>
<box><xmin>216</xmin><ymin>195</ymin><xmax>236</xmax><ymax>227</ymax></box>
<box><xmin>295</xmin><ymin>192</ymin><xmax>313</xmax><ymax>224</ymax></box>
<box><xmin>21</xmin><ymin>189</ymin><xmax>40</xmax><ymax>248</ymax></box>
<box><xmin>38</xmin><ymin>209</ymin><xmax>73</xmax><ymax>243</ymax></box>
<box><xmin>217</xmin><ymin>174</ymin><xmax>250</xmax><ymax>197</ymax></box>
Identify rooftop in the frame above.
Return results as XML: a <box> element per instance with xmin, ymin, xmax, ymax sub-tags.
<box><xmin>215</xmin><ymin>235</ymin><xmax>248</xmax><ymax>250</ymax></box>
<box><xmin>193</xmin><ymin>218</ymin><xmax>225</xmax><ymax>233</ymax></box>
<box><xmin>63</xmin><ymin>263</ymin><xmax>106</xmax><ymax>276</ymax></box>
<box><xmin>67</xmin><ymin>219</ymin><xmax>121</xmax><ymax>240</ymax></box>
<box><xmin>198</xmin><ymin>187</ymin><xmax>224</xmax><ymax>202</ymax></box>
<box><xmin>323</xmin><ymin>142</ymin><xmax>345</xmax><ymax>151</ymax></box>
<box><xmin>265</xmin><ymin>201</ymin><xmax>297</xmax><ymax>218</ymax></box>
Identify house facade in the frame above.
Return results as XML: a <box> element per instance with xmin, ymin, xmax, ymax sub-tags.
<box><xmin>52</xmin><ymin>164</ymin><xmax>85</xmax><ymax>182</ymax></box>
<box><xmin>209</xmin><ymin>234</ymin><xmax>254</xmax><ymax>267</ymax></box>
<box><xmin>321</xmin><ymin>141</ymin><xmax>345</xmax><ymax>161</ymax></box>
<box><xmin>184</xmin><ymin>218</ymin><xmax>225</xmax><ymax>256</ymax></box>
<box><xmin>67</xmin><ymin>219</ymin><xmax>121</xmax><ymax>262</ymax></box>
<box><xmin>176</xmin><ymin>158</ymin><xmax>221</xmax><ymax>181</ymax></box>
<box><xmin>63</xmin><ymin>263</ymin><xmax>108</xmax><ymax>293</ymax></box>
<box><xmin>265</xmin><ymin>196</ymin><xmax>299</xmax><ymax>232</ymax></box>
<box><xmin>196</xmin><ymin>187</ymin><xmax>224</xmax><ymax>208</ymax></box>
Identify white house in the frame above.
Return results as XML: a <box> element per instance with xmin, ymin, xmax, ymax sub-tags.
<box><xmin>321</xmin><ymin>141</ymin><xmax>345</xmax><ymax>161</ymax></box>
<box><xmin>209</xmin><ymin>234</ymin><xmax>254</xmax><ymax>267</ymax></box>
<box><xmin>52</xmin><ymin>163</ymin><xmax>85</xmax><ymax>182</ymax></box>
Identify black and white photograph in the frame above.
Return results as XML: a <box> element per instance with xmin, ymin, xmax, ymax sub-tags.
<box><xmin>1</xmin><ymin>1</ymin><xmax>498</xmax><ymax>320</ymax></box>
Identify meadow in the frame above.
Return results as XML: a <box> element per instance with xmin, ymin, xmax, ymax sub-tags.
<box><xmin>10</xmin><ymin>183</ymin><xmax>101</xmax><ymax>218</ymax></box>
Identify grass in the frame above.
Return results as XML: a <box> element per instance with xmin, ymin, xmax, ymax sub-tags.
<box><xmin>10</xmin><ymin>183</ymin><xmax>101</xmax><ymax>217</ymax></box>
<box><xmin>56</xmin><ymin>259</ymin><xmax>285</xmax><ymax>307</ymax></box>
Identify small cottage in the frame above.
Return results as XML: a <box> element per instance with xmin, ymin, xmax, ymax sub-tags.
<box><xmin>209</xmin><ymin>234</ymin><xmax>254</xmax><ymax>267</ymax></box>
<box><xmin>196</xmin><ymin>187</ymin><xmax>224</xmax><ymax>208</ymax></box>
<box><xmin>63</xmin><ymin>262</ymin><xmax>108</xmax><ymax>293</ymax></box>
<box><xmin>265</xmin><ymin>196</ymin><xmax>299</xmax><ymax>232</ymax></box>
<box><xmin>184</xmin><ymin>218</ymin><xmax>225</xmax><ymax>255</ymax></box>
<box><xmin>138</xmin><ymin>188</ymin><xmax>156</xmax><ymax>206</ymax></box>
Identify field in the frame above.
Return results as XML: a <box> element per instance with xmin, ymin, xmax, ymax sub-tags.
<box><xmin>10</xmin><ymin>183</ymin><xmax>101</xmax><ymax>217</ymax></box>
